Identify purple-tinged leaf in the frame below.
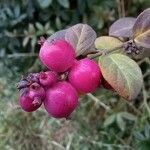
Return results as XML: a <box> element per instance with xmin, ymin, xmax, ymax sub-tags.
<box><xmin>47</xmin><ymin>29</ymin><xmax>67</xmax><ymax>43</ymax></box>
<box><xmin>109</xmin><ymin>17</ymin><xmax>136</xmax><ymax>38</ymax></box>
<box><xmin>133</xmin><ymin>8</ymin><xmax>150</xmax><ymax>48</ymax></box>
<box><xmin>65</xmin><ymin>23</ymin><xmax>97</xmax><ymax>56</ymax></box>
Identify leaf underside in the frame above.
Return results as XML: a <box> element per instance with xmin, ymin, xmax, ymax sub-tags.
<box><xmin>133</xmin><ymin>8</ymin><xmax>150</xmax><ymax>48</ymax></box>
<box><xmin>65</xmin><ymin>23</ymin><xmax>97</xmax><ymax>56</ymax></box>
<box><xmin>47</xmin><ymin>29</ymin><xmax>67</xmax><ymax>43</ymax></box>
<box><xmin>109</xmin><ymin>17</ymin><xmax>136</xmax><ymax>38</ymax></box>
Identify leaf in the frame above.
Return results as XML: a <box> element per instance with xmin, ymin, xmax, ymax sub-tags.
<box><xmin>65</xmin><ymin>23</ymin><xmax>97</xmax><ymax>56</ymax></box>
<box><xmin>99</xmin><ymin>54</ymin><xmax>143</xmax><ymax>100</ymax></box>
<box><xmin>57</xmin><ymin>0</ymin><xmax>69</xmax><ymax>8</ymax></box>
<box><xmin>134</xmin><ymin>132</ymin><xmax>145</xmax><ymax>140</ymax></box>
<box><xmin>31</xmin><ymin>37</ymin><xmax>37</xmax><ymax>49</ymax></box>
<box><xmin>116</xmin><ymin>114</ymin><xmax>125</xmax><ymax>131</ymax></box>
<box><xmin>95</xmin><ymin>36</ymin><xmax>123</xmax><ymax>52</ymax></box>
<box><xmin>104</xmin><ymin>114</ymin><xmax>116</xmax><ymax>127</ymax></box>
<box><xmin>109</xmin><ymin>17</ymin><xmax>136</xmax><ymax>38</ymax></box>
<box><xmin>120</xmin><ymin>112</ymin><xmax>136</xmax><ymax>121</ymax></box>
<box><xmin>23</xmin><ymin>37</ymin><xmax>29</xmax><ymax>47</ymax></box>
<box><xmin>28</xmin><ymin>23</ymin><xmax>35</xmax><ymax>33</ymax></box>
<box><xmin>37</xmin><ymin>0</ymin><xmax>52</xmax><ymax>9</ymax></box>
<box><xmin>35</xmin><ymin>22</ymin><xmax>44</xmax><ymax>31</ymax></box>
<box><xmin>133</xmin><ymin>8</ymin><xmax>150</xmax><ymax>48</ymax></box>
<box><xmin>47</xmin><ymin>29</ymin><xmax>66</xmax><ymax>42</ymax></box>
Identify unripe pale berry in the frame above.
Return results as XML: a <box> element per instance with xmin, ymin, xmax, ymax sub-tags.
<box><xmin>68</xmin><ymin>58</ymin><xmax>101</xmax><ymax>93</ymax></box>
<box><xmin>39</xmin><ymin>40</ymin><xmax>75</xmax><ymax>73</ymax></box>
<box><xmin>44</xmin><ymin>81</ymin><xmax>78</xmax><ymax>118</ymax></box>
<box><xmin>19</xmin><ymin>83</ymin><xmax>45</xmax><ymax>112</ymax></box>
<box><xmin>39</xmin><ymin>71</ymin><xmax>58</xmax><ymax>88</ymax></box>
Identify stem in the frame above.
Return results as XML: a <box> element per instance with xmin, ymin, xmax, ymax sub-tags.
<box><xmin>87</xmin><ymin>93</ymin><xmax>110</xmax><ymax>111</ymax></box>
<box><xmin>88</xmin><ymin>44</ymin><xmax>124</xmax><ymax>59</ymax></box>
<box><xmin>4</xmin><ymin>53</ymin><xmax>38</xmax><ymax>58</ymax></box>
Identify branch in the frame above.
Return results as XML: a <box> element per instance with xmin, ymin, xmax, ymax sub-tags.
<box><xmin>87</xmin><ymin>44</ymin><xmax>124</xmax><ymax>59</ymax></box>
<box><xmin>87</xmin><ymin>93</ymin><xmax>110</xmax><ymax>111</ymax></box>
<box><xmin>5</xmin><ymin>53</ymin><xmax>38</xmax><ymax>58</ymax></box>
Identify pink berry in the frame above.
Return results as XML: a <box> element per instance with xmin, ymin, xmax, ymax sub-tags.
<box><xmin>19</xmin><ymin>83</ymin><xmax>45</xmax><ymax>112</ymax></box>
<box><xmin>39</xmin><ymin>71</ymin><xmax>58</xmax><ymax>88</ymax></box>
<box><xmin>68</xmin><ymin>58</ymin><xmax>101</xmax><ymax>93</ymax></box>
<box><xmin>39</xmin><ymin>40</ymin><xmax>75</xmax><ymax>73</ymax></box>
<box><xmin>44</xmin><ymin>81</ymin><xmax>78</xmax><ymax>118</ymax></box>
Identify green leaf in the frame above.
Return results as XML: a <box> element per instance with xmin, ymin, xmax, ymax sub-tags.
<box><xmin>31</xmin><ymin>37</ymin><xmax>37</xmax><ymax>49</ymax></box>
<box><xmin>109</xmin><ymin>17</ymin><xmax>136</xmax><ymax>38</ymax></box>
<box><xmin>35</xmin><ymin>22</ymin><xmax>44</xmax><ymax>31</ymax></box>
<box><xmin>116</xmin><ymin>114</ymin><xmax>125</xmax><ymax>131</ymax></box>
<box><xmin>95</xmin><ymin>36</ymin><xmax>123</xmax><ymax>52</ymax></box>
<box><xmin>28</xmin><ymin>23</ymin><xmax>35</xmax><ymax>33</ymax></box>
<box><xmin>99</xmin><ymin>54</ymin><xmax>143</xmax><ymax>100</ymax></box>
<box><xmin>57</xmin><ymin>0</ymin><xmax>69</xmax><ymax>8</ymax></box>
<box><xmin>120</xmin><ymin>112</ymin><xmax>137</xmax><ymax>121</ymax></box>
<box><xmin>37</xmin><ymin>0</ymin><xmax>52</xmax><ymax>9</ymax></box>
<box><xmin>23</xmin><ymin>37</ymin><xmax>29</xmax><ymax>47</ymax></box>
<box><xmin>104</xmin><ymin>114</ymin><xmax>116</xmax><ymax>127</ymax></box>
<box><xmin>133</xmin><ymin>8</ymin><xmax>150</xmax><ymax>48</ymax></box>
<box><xmin>65</xmin><ymin>23</ymin><xmax>97</xmax><ymax>56</ymax></box>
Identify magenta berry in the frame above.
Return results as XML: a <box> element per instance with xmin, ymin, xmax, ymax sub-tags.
<box><xmin>39</xmin><ymin>40</ymin><xmax>76</xmax><ymax>72</ymax></box>
<box><xmin>19</xmin><ymin>83</ymin><xmax>45</xmax><ymax>112</ymax></box>
<box><xmin>44</xmin><ymin>81</ymin><xmax>78</xmax><ymax>118</ymax></box>
<box><xmin>39</xmin><ymin>71</ymin><xmax>58</xmax><ymax>88</ymax></box>
<box><xmin>68</xmin><ymin>58</ymin><xmax>101</xmax><ymax>93</ymax></box>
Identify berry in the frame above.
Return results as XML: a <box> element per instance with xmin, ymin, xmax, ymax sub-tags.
<box><xmin>19</xmin><ymin>83</ymin><xmax>45</xmax><ymax>112</ymax></box>
<box><xmin>39</xmin><ymin>71</ymin><xmax>58</xmax><ymax>88</ymax></box>
<box><xmin>39</xmin><ymin>40</ymin><xmax>75</xmax><ymax>73</ymax></box>
<box><xmin>68</xmin><ymin>58</ymin><xmax>101</xmax><ymax>93</ymax></box>
<box><xmin>101</xmin><ymin>77</ymin><xmax>113</xmax><ymax>90</ymax></box>
<box><xmin>44</xmin><ymin>81</ymin><xmax>78</xmax><ymax>118</ymax></box>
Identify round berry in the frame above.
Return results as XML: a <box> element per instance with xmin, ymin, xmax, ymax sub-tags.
<box><xmin>19</xmin><ymin>83</ymin><xmax>45</xmax><ymax>112</ymax></box>
<box><xmin>68</xmin><ymin>58</ymin><xmax>101</xmax><ymax>93</ymax></box>
<box><xmin>39</xmin><ymin>71</ymin><xmax>58</xmax><ymax>88</ymax></box>
<box><xmin>44</xmin><ymin>81</ymin><xmax>78</xmax><ymax>118</ymax></box>
<box><xmin>39</xmin><ymin>40</ymin><xmax>75</xmax><ymax>73</ymax></box>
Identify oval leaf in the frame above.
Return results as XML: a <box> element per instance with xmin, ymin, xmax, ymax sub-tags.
<box><xmin>99</xmin><ymin>54</ymin><xmax>143</xmax><ymax>100</ymax></box>
<box><xmin>120</xmin><ymin>112</ymin><xmax>136</xmax><ymax>121</ymax></box>
<box><xmin>109</xmin><ymin>17</ymin><xmax>136</xmax><ymax>38</ymax></box>
<box><xmin>37</xmin><ymin>0</ymin><xmax>52</xmax><ymax>8</ymax></box>
<box><xmin>104</xmin><ymin>114</ymin><xmax>116</xmax><ymax>127</ymax></box>
<box><xmin>95</xmin><ymin>36</ymin><xmax>123</xmax><ymax>52</ymax></box>
<box><xmin>65</xmin><ymin>23</ymin><xmax>97</xmax><ymax>56</ymax></box>
<box><xmin>116</xmin><ymin>114</ymin><xmax>125</xmax><ymax>131</ymax></box>
<box><xmin>133</xmin><ymin>8</ymin><xmax>150</xmax><ymax>48</ymax></box>
<box><xmin>47</xmin><ymin>29</ymin><xmax>67</xmax><ymax>43</ymax></box>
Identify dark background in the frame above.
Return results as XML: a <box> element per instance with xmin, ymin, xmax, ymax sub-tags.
<box><xmin>0</xmin><ymin>0</ymin><xmax>150</xmax><ymax>149</ymax></box>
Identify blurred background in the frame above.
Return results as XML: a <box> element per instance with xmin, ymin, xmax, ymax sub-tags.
<box><xmin>0</xmin><ymin>0</ymin><xmax>150</xmax><ymax>149</ymax></box>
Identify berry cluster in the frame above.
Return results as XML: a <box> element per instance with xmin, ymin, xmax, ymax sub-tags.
<box><xmin>17</xmin><ymin>39</ymin><xmax>113</xmax><ymax>119</ymax></box>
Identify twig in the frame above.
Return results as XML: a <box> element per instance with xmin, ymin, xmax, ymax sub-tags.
<box><xmin>5</xmin><ymin>53</ymin><xmax>38</xmax><ymax>58</ymax></box>
<box><xmin>87</xmin><ymin>44</ymin><xmax>123</xmax><ymax>59</ymax></box>
<box><xmin>87</xmin><ymin>93</ymin><xmax>110</xmax><ymax>111</ymax></box>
